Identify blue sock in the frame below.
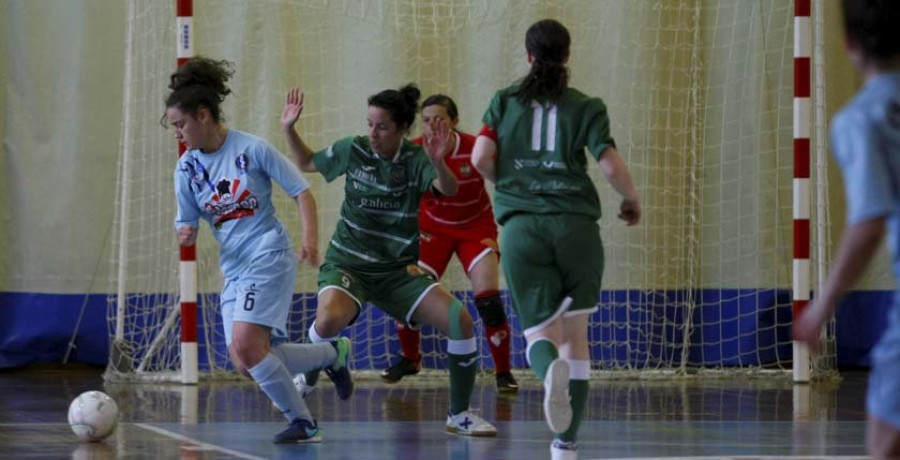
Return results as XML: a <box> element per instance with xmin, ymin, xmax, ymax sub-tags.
<box><xmin>248</xmin><ymin>353</ymin><xmax>312</xmax><ymax>423</ymax></box>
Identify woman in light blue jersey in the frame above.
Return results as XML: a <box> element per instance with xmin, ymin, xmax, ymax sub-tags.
<box><xmin>794</xmin><ymin>1</ymin><xmax>900</xmax><ymax>458</ymax></box>
<box><xmin>167</xmin><ymin>57</ymin><xmax>351</xmax><ymax>444</ymax></box>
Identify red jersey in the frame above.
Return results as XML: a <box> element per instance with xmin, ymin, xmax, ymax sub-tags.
<box><xmin>412</xmin><ymin>131</ymin><xmax>493</xmax><ymax>226</ymax></box>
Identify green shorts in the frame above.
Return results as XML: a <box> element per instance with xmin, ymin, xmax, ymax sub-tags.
<box><xmin>317</xmin><ymin>262</ymin><xmax>440</xmax><ymax>326</ymax></box>
<box><xmin>499</xmin><ymin>214</ymin><xmax>604</xmax><ymax>335</ymax></box>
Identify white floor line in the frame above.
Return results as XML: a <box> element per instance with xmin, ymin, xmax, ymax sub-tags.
<box><xmin>134</xmin><ymin>423</ymin><xmax>268</xmax><ymax>460</ymax></box>
<box><xmin>594</xmin><ymin>457</ymin><xmax>869</xmax><ymax>460</ymax></box>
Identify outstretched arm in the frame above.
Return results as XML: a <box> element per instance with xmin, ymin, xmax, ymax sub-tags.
<box><xmin>597</xmin><ymin>146</ymin><xmax>640</xmax><ymax>225</ymax></box>
<box><xmin>294</xmin><ymin>189</ymin><xmax>319</xmax><ymax>267</ymax></box>
<box><xmin>281</xmin><ymin>88</ymin><xmax>318</xmax><ymax>172</ymax></box>
<box><xmin>794</xmin><ymin>217</ymin><xmax>886</xmax><ymax>353</ymax></box>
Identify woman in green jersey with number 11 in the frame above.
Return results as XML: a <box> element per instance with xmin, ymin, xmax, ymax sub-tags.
<box><xmin>473</xmin><ymin>19</ymin><xmax>641</xmax><ymax>460</ymax></box>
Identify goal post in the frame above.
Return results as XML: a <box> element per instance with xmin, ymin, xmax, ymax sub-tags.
<box><xmin>106</xmin><ymin>0</ymin><xmax>835</xmax><ymax>383</ymax></box>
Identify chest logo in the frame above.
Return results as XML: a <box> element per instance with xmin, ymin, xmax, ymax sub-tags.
<box><xmin>203</xmin><ymin>178</ymin><xmax>259</xmax><ymax>229</ymax></box>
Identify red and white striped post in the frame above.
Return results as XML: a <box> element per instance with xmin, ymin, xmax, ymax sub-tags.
<box><xmin>176</xmin><ymin>0</ymin><xmax>198</xmax><ymax>385</ymax></box>
<box><xmin>793</xmin><ymin>0</ymin><xmax>811</xmax><ymax>383</ymax></box>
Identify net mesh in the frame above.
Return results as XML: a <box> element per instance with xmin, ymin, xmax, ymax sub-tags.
<box><xmin>106</xmin><ymin>0</ymin><xmax>835</xmax><ymax>382</ymax></box>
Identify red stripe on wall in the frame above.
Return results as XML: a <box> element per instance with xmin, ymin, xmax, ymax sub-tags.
<box><xmin>180</xmin><ymin>244</ymin><xmax>196</xmax><ymax>261</ymax></box>
<box><xmin>794</xmin><ymin>220</ymin><xmax>810</xmax><ymax>259</ymax></box>
<box><xmin>794</xmin><ymin>57</ymin><xmax>811</xmax><ymax>97</ymax></box>
<box><xmin>181</xmin><ymin>302</ymin><xmax>198</xmax><ymax>342</ymax></box>
<box><xmin>794</xmin><ymin>138</ymin><xmax>810</xmax><ymax>178</ymax></box>
<box><xmin>176</xmin><ymin>0</ymin><xmax>193</xmax><ymax>17</ymax></box>
<box><xmin>795</xmin><ymin>0</ymin><xmax>810</xmax><ymax>17</ymax></box>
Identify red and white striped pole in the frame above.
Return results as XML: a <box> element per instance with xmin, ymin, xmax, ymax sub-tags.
<box><xmin>176</xmin><ymin>0</ymin><xmax>198</xmax><ymax>385</ymax></box>
<box><xmin>793</xmin><ymin>0</ymin><xmax>811</xmax><ymax>383</ymax></box>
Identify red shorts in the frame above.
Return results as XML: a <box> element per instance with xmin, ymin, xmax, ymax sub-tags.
<box><xmin>417</xmin><ymin>212</ymin><xmax>498</xmax><ymax>279</ymax></box>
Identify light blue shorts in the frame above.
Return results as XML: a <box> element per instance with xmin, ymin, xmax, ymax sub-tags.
<box><xmin>867</xmin><ymin>291</ymin><xmax>900</xmax><ymax>428</ymax></box>
<box><xmin>220</xmin><ymin>249</ymin><xmax>297</xmax><ymax>346</ymax></box>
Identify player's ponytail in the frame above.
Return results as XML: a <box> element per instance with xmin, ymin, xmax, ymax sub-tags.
<box><xmin>163</xmin><ymin>57</ymin><xmax>234</xmax><ymax>125</ymax></box>
<box><xmin>515</xmin><ymin>19</ymin><xmax>571</xmax><ymax>103</ymax></box>
<box><xmin>368</xmin><ymin>83</ymin><xmax>420</xmax><ymax>132</ymax></box>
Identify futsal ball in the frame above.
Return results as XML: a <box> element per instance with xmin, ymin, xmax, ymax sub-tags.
<box><xmin>68</xmin><ymin>391</ymin><xmax>119</xmax><ymax>442</ymax></box>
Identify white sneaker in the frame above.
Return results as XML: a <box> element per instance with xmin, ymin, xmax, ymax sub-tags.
<box><xmin>293</xmin><ymin>374</ymin><xmax>315</xmax><ymax>398</ymax></box>
<box><xmin>550</xmin><ymin>439</ymin><xmax>578</xmax><ymax>460</ymax></box>
<box><xmin>445</xmin><ymin>409</ymin><xmax>497</xmax><ymax>437</ymax></box>
<box><xmin>544</xmin><ymin>358</ymin><xmax>572</xmax><ymax>433</ymax></box>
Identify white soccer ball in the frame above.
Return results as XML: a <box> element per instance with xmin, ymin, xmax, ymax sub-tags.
<box><xmin>68</xmin><ymin>391</ymin><xmax>119</xmax><ymax>442</ymax></box>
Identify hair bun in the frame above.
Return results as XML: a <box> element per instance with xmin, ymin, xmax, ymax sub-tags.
<box><xmin>168</xmin><ymin>57</ymin><xmax>234</xmax><ymax>99</ymax></box>
<box><xmin>399</xmin><ymin>83</ymin><xmax>421</xmax><ymax>106</ymax></box>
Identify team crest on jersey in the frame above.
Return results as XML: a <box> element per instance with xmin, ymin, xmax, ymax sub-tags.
<box><xmin>389</xmin><ymin>164</ymin><xmax>408</xmax><ymax>189</ymax></box>
<box><xmin>235</xmin><ymin>153</ymin><xmax>250</xmax><ymax>174</ymax></box>
<box><xmin>458</xmin><ymin>164</ymin><xmax>472</xmax><ymax>177</ymax></box>
<box><xmin>203</xmin><ymin>177</ymin><xmax>259</xmax><ymax>229</ymax></box>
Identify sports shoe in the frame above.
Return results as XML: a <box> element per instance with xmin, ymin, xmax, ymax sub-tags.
<box><xmin>293</xmin><ymin>373</ymin><xmax>315</xmax><ymax>399</ymax></box>
<box><xmin>323</xmin><ymin>337</ymin><xmax>354</xmax><ymax>400</ymax></box>
<box><xmin>273</xmin><ymin>418</ymin><xmax>321</xmax><ymax>444</ymax></box>
<box><xmin>550</xmin><ymin>439</ymin><xmax>578</xmax><ymax>460</ymax></box>
<box><xmin>544</xmin><ymin>358</ymin><xmax>572</xmax><ymax>433</ymax></box>
<box><xmin>445</xmin><ymin>409</ymin><xmax>497</xmax><ymax>437</ymax></box>
<box><xmin>380</xmin><ymin>356</ymin><xmax>421</xmax><ymax>383</ymax></box>
<box><xmin>303</xmin><ymin>368</ymin><xmax>320</xmax><ymax>389</ymax></box>
<box><xmin>496</xmin><ymin>371</ymin><xmax>519</xmax><ymax>393</ymax></box>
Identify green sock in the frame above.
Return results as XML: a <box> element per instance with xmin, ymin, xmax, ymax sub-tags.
<box><xmin>556</xmin><ymin>379</ymin><xmax>589</xmax><ymax>443</ymax></box>
<box><xmin>527</xmin><ymin>339</ymin><xmax>559</xmax><ymax>381</ymax></box>
<box><xmin>448</xmin><ymin>351</ymin><xmax>477</xmax><ymax>414</ymax></box>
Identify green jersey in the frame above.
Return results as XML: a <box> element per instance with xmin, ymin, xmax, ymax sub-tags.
<box><xmin>482</xmin><ymin>85</ymin><xmax>615</xmax><ymax>224</ymax></box>
<box><xmin>313</xmin><ymin>136</ymin><xmax>437</xmax><ymax>273</ymax></box>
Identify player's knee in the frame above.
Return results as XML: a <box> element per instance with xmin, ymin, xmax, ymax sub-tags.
<box><xmin>227</xmin><ymin>351</ymin><xmax>250</xmax><ymax>377</ymax></box>
<box><xmin>475</xmin><ymin>294</ymin><xmax>507</xmax><ymax>328</ymax></box>
<box><xmin>227</xmin><ymin>341</ymin><xmax>257</xmax><ymax>375</ymax></box>
<box><xmin>313</xmin><ymin>313</ymin><xmax>348</xmax><ymax>338</ymax></box>
<box><xmin>447</xmin><ymin>298</ymin><xmax>474</xmax><ymax>340</ymax></box>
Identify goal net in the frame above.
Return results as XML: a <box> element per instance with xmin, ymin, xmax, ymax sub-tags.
<box><xmin>106</xmin><ymin>0</ymin><xmax>835</xmax><ymax>382</ymax></box>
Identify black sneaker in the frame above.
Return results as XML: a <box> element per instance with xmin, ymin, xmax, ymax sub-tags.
<box><xmin>496</xmin><ymin>371</ymin><xmax>519</xmax><ymax>394</ymax></box>
<box><xmin>380</xmin><ymin>356</ymin><xmax>421</xmax><ymax>383</ymax></box>
<box><xmin>274</xmin><ymin>418</ymin><xmax>321</xmax><ymax>444</ymax></box>
<box><xmin>323</xmin><ymin>337</ymin><xmax>354</xmax><ymax>400</ymax></box>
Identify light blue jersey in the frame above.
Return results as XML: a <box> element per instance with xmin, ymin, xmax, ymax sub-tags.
<box><xmin>174</xmin><ymin>129</ymin><xmax>310</xmax><ymax>279</ymax></box>
<box><xmin>831</xmin><ymin>72</ymin><xmax>900</xmax><ymax>428</ymax></box>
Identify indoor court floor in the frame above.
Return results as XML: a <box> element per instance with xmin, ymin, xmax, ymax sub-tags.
<box><xmin>0</xmin><ymin>365</ymin><xmax>871</xmax><ymax>459</ymax></box>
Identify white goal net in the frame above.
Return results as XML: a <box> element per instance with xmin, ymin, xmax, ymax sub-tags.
<box><xmin>106</xmin><ymin>0</ymin><xmax>834</xmax><ymax>382</ymax></box>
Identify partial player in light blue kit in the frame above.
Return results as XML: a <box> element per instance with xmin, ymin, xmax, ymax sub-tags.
<box><xmin>166</xmin><ymin>57</ymin><xmax>352</xmax><ymax>444</ymax></box>
<box><xmin>793</xmin><ymin>1</ymin><xmax>900</xmax><ymax>458</ymax></box>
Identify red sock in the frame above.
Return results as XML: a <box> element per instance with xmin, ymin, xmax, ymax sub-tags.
<box><xmin>397</xmin><ymin>323</ymin><xmax>421</xmax><ymax>362</ymax></box>
<box><xmin>484</xmin><ymin>322</ymin><xmax>511</xmax><ymax>374</ymax></box>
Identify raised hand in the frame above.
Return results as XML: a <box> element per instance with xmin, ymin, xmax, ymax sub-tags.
<box><xmin>281</xmin><ymin>88</ymin><xmax>305</xmax><ymax>129</ymax></box>
<box><xmin>423</xmin><ymin>117</ymin><xmax>452</xmax><ymax>163</ymax></box>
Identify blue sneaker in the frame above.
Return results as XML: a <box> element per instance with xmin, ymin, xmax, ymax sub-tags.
<box><xmin>324</xmin><ymin>337</ymin><xmax>354</xmax><ymax>400</ymax></box>
<box><xmin>273</xmin><ymin>418</ymin><xmax>321</xmax><ymax>444</ymax></box>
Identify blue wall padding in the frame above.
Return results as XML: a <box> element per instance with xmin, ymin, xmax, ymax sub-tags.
<box><xmin>0</xmin><ymin>290</ymin><xmax>892</xmax><ymax>370</ymax></box>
